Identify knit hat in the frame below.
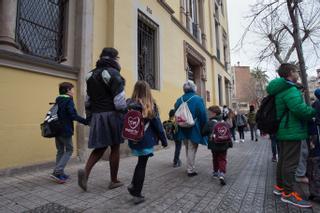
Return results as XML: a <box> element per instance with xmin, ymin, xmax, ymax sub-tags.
<box><xmin>314</xmin><ymin>88</ymin><xmax>320</xmax><ymax>99</ymax></box>
<box><xmin>100</xmin><ymin>47</ymin><xmax>119</xmax><ymax>59</ymax></box>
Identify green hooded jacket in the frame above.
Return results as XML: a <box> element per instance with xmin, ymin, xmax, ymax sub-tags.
<box><xmin>266</xmin><ymin>78</ymin><xmax>316</xmax><ymax>141</ymax></box>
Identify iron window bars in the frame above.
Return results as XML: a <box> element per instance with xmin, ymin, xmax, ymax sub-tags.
<box><xmin>16</xmin><ymin>0</ymin><xmax>66</xmax><ymax>62</ymax></box>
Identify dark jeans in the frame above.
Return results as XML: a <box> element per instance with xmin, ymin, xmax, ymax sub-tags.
<box><xmin>230</xmin><ymin>127</ymin><xmax>236</xmax><ymax>140</ymax></box>
<box><xmin>173</xmin><ymin>140</ymin><xmax>182</xmax><ymax>164</ymax></box>
<box><xmin>212</xmin><ymin>151</ymin><xmax>227</xmax><ymax>174</ymax></box>
<box><xmin>238</xmin><ymin>126</ymin><xmax>245</xmax><ymax>140</ymax></box>
<box><xmin>249</xmin><ymin>124</ymin><xmax>258</xmax><ymax>140</ymax></box>
<box><xmin>131</xmin><ymin>155</ymin><xmax>149</xmax><ymax>196</ymax></box>
<box><xmin>271</xmin><ymin>135</ymin><xmax>280</xmax><ymax>157</ymax></box>
<box><xmin>54</xmin><ymin>136</ymin><xmax>73</xmax><ymax>175</ymax></box>
<box><xmin>276</xmin><ymin>140</ymin><xmax>301</xmax><ymax>194</ymax></box>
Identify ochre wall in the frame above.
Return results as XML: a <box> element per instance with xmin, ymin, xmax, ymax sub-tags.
<box><xmin>0</xmin><ymin>67</ymin><xmax>78</xmax><ymax>169</ymax></box>
<box><xmin>92</xmin><ymin>0</ymin><xmax>215</xmax><ymax>123</ymax></box>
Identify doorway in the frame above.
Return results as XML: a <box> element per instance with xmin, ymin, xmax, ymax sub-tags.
<box><xmin>184</xmin><ymin>41</ymin><xmax>207</xmax><ymax>99</ymax></box>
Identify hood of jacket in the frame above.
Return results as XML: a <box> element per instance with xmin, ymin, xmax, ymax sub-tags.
<box><xmin>266</xmin><ymin>78</ymin><xmax>296</xmax><ymax>96</ymax></box>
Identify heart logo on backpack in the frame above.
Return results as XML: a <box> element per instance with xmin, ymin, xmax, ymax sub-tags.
<box><xmin>128</xmin><ymin>116</ymin><xmax>140</xmax><ymax>130</ymax></box>
<box><xmin>217</xmin><ymin>126</ymin><xmax>227</xmax><ymax>135</ymax></box>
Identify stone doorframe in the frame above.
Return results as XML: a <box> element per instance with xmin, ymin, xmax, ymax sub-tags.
<box><xmin>183</xmin><ymin>41</ymin><xmax>207</xmax><ymax>99</ymax></box>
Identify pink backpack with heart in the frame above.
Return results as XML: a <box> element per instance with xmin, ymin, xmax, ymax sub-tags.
<box><xmin>212</xmin><ymin>120</ymin><xmax>232</xmax><ymax>143</ymax></box>
<box><xmin>122</xmin><ymin>110</ymin><xmax>149</xmax><ymax>142</ymax></box>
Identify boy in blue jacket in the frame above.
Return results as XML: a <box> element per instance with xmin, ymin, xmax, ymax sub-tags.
<box><xmin>51</xmin><ymin>82</ymin><xmax>88</xmax><ymax>183</ymax></box>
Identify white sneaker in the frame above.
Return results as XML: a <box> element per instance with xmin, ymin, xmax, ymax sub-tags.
<box><xmin>240</xmin><ymin>139</ymin><xmax>245</xmax><ymax>143</ymax></box>
<box><xmin>235</xmin><ymin>140</ymin><xmax>239</xmax><ymax>143</ymax></box>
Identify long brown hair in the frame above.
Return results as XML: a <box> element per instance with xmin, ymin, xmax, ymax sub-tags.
<box><xmin>131</xmin><ymin>81</ymin><xmax>155</xmax><ymax>119</ymax></box>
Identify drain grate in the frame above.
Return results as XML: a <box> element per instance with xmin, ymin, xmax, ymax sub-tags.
<box><xmin>23</xmin><ymin>203</ymin><xmax>78</xmax><ymax>213</ymax></box>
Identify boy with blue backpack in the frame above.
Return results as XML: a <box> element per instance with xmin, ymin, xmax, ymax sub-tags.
<box><xmin>163</xmin><ymin>109</ymin><xmax>182</xmax><ymax>167</ymax></box>
<box><xmin>202</xmin><ymin>106</ymin><xmax>232</xmax><ymax>185</ymax></box>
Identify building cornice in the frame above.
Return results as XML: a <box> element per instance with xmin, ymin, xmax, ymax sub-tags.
<box><xmin>0</xmin><ymin>49</ymin><xmax>78</xmax><ymax>79</ymax></box>
<box><xmin>157</xmin><ymin>0</ymin><xmax>175</xmax><ymax>15</ymax></box>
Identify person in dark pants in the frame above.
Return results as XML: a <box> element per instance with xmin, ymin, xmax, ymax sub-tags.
<box><xmin>267</xmin><ymin>63</ymin><xmax>315</xmax><ymax>208</ymax></box>
<box><xmin>163</xmin><ymin>109</ymin><xmax>182</xmax><ymax>167</ymax></box>
<box><xmin>270</xmin><ymin>134</ymin><xmax>280</xmax><ymax>162</ymax></box>
<box><xmin>202</xmin><ymin>106</ymin><xmax>232</xmax><ymax>185</ymax></box>
<box><xmin>235</xmin><ymin>112</ymin><xmax>247</xmax><ymax>143</ymax></box>
<box><xmin>51</xmin><ymin>82</ymin><xmax>88</xmax><ymax>183</ymax></box>
<box><xmin>226</xmin><ymin>109</ymin><xmax>236</xmax><ymax>141</ymax></box>
<box><xmin>247</xmin><ymin>105</ymin><xmax>258</xmax><ymax>142</ymax></box>
<box><xmin>127</xmin><ymin>81</ymin><xmax>168</xmax><ymax>204</ymax></box>
<box><xmin>78</xmin><ymin>48</ymin><xmax>127</xmax><ymax>191</ymax></box>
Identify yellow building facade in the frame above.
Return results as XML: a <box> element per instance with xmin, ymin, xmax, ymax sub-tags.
<box><xmin>0</xmin><ymin>0</ymin><xmax>231</xmax><ymax>171</ymax></box>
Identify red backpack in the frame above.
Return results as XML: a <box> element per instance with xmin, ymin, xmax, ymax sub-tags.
<box><xmin>212</xmin><ymin>120</ymin><xmax>232</xmax><ymax>143</ymax></box>
<box><xmin>122</xmin><ymin>110</ymin><xmax>149</xmax><ymax>142</ymax></box>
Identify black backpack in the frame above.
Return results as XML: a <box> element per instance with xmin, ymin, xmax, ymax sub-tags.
<box><xmin>163</xmin><ymin>120</ymin><xmax>175</xmax><ymax>141</ymax></box>
<box><xmin>256</xmin><ymin>95</ymin><xmax>288</xmax><ymax>134</ymax></box>
<box><xmin>40</xmin><ymin>103</ymin><xmax>62</xmax><ymax>138</ymax></box>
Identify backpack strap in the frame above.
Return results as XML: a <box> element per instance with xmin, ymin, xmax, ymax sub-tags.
<box><xmin>181</xmin><ymin>96</ymin><xmax>195</xmax><ymax>103</ymax></box>
<box><xmin>144</xmin><ymin>122</ymin><xmax>150</xmax><ymax>131</ymax></box>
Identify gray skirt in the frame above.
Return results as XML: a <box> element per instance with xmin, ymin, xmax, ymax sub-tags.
<box><xmin>88</xmin><ymin>111</ymin><xmax>124</xmax><ymax>149</ymax></box>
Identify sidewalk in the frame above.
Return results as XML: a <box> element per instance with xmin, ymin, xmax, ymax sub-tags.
<box><xmin>0</xmin><ymin>135</ymin><xmax>319</xmax><ymax>213</ymax></box>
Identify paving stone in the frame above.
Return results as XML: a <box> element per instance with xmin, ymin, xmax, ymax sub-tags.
<box><xmin>1</xmin><ymin>134</ymin><xmax>319</xmax><ymax>212</ymax></box>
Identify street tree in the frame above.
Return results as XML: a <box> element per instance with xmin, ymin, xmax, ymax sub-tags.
<box><xmin>251</xmin><ymin>67</ymin><xmax>269</xmax><ymax>103</ymax></box>
<box><xmin>240</xmin><ymin>0</ymin><xmax>320</xmax><ymax>104</ymax></box>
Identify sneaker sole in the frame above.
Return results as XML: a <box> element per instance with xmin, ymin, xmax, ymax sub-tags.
<box><xmin>133</xmin><ymin>198</ymin><xmax>145</xmax><ymax>205</ymax></box>
<box><xmin>273</xmin><ymin>190</ymin><xmax>282</xmax><ymax>196</ymax></box>
<box><xmin>50</xmin><ymin>175</ymin><xmax>65</xmax><ymax>184</ymax></box>
<box><xmin>280</xmin><ymin>197</ymin><xmax>312</xmax><ymax>208</ymax></box>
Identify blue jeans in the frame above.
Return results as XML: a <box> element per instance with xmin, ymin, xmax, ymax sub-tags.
<box><xmin>174</xmin><ymin>140</ymin><xmax>182</xmax><ymax>164</ymax></box>
<box><xmin>249</xmin><ymin>124</ymin><xmax>258</xmax><ymax>140</ymax></box>
<box><xmin>230</xmin><ymin>127</ymin><xmax>236</xmax><ymax>140</ymax></box>
<box><xmin>271</xmin><ymin>135</ymin><xmax>279</xmax><ymax>157</ymax></box>
<box><xmin>296</xmin><ymin>140</ymin><xmax>308</xmax><ymax>177</ymax></box>
<box><xmin>54</xmin><ymin>136</ymin><xmax>73</xmax><ymax>175</ymax></box>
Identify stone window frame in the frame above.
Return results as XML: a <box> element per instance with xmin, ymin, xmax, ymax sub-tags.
<box><xmin>0</xmin><ymin>0</ymin><xmax>81</xmax><ymax>80</ymax></box>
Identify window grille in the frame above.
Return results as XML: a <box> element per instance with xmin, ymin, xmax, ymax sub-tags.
<box><xmin>16</xmin><ymin>0</ymin><xmax>66</xmax><ymax>62</ymax></box>
<box><xmin>137</xmin><ymin>12</ymin><xmax>158</xmax><ymax>89</ymax></box>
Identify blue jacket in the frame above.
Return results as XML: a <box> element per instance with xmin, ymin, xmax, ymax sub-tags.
<box><xmin>127</xmin><ymin>101</ymin><xmax>168</xmax><ymax>150</ymax></box>
<box><xmin>174</xmin><ymin>92</ymin><xmax>208</xmax><ymax>145</ymax></box>
<box><xmin>56</xmin><ymin>95</ymin><xmax>87</xmax><ymax>137</ymax></box>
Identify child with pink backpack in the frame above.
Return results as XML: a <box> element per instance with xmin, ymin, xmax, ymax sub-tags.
<box><xmin>124</xmin><ymin>81</ymin><xmax>167</xmax><ymax>205</ymax></box>
<box><xmin>202</xmin><ymin>106</ymin><xmax>233</xmax><ymax>185</ymax></box>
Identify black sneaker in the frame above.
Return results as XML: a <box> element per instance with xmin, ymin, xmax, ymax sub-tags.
<box><xmin>187</xmin><ymin>172</ymin><xmax>198</xmax><ymax>177</ymax></box>
<box><xmin>173</xmin><ymin>160</ymin><xmax>182</xmax><ymax>168</ymax></box>
<box><xmin>50</xmin><ymin>173</ymin><xmax>66</xmax><ymax>184</ymax></box>
<box><xmin>133</xmin><ymin>195</ymin><xmax>145</xmax><ymax>205</ymax></box>
<box><xmin>219</xmin><ymin>173</ymin><xmax>226</xmax><ymax>185</ymax></box>
<box><xmin>127</xmin><ymin>184</ymin><xmax>136</xmax><ymax>196</ymax></box>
